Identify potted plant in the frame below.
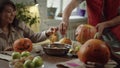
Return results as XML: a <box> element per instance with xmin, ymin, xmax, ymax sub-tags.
<box><xmin>15</xmin><ymin>3</ymin><xmax>40</xmax><ymax>27</ymax></box>
<box><xmin>47</xmin><ymin>0</ymin><xmax>57</xmax><ymax>19</ymax></box>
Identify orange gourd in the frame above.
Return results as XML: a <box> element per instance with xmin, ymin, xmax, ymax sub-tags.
<box><xmin>77</xmin><ymin>39</ymin><xmax>110</xmax><ymax>65</ymax></box>
<box><xmin>13</xmin><ymin>38</ymin><xmax>33</xmax><ymax>53</ymax></box>
<box><xmin>75</xmin><ymin>24</ymin><xmax>97</xmax><ymax>44</ymax></box>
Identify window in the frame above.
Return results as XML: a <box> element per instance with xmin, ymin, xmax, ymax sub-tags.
<box><xmin>47</xmin><ymin>0</ymin><xmax>79</xmax><ymax>16</ymax></box>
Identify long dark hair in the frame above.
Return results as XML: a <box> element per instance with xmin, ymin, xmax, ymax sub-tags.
<box><xmin>0</xmin><ymin>0</ymin><xmax>19</xmax><ymax>27</ymax></box>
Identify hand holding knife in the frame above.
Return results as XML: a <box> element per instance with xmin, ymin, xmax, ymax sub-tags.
<box><xmin>61</xmin><ymin>23</ymin><xmax>66</xmax><ymax>38</ymax></box>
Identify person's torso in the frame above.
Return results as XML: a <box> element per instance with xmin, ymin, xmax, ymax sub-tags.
<box><xmin>86</xmin><ymin>0</ymin><xmax>120</xmax><ymax>26</ymax></box>
<box><xmin>0</xmin><ymin>25</ymin><xmax>24</xmax><ymax>51</ymax></box>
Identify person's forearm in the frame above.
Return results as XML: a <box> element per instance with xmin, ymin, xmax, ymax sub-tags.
<box><xmin>62</xmin><ymin>0</ymin><xmax>84</xmax><ymax>24</ymax></box>
<box><xmin>106</xmin><ymin>16</ymin><xmax>120</xmax><ymax>28</ymax></box>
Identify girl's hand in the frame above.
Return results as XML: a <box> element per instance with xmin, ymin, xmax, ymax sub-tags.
<box><xmin>46</xmin><ymin>27</ymin><xmax>58</xmax><ymax>37</ymax></box>
<box><xmin>46</xmin><ymin>27</ymin><xmax>58</xmax><ymax>43</ymax></box>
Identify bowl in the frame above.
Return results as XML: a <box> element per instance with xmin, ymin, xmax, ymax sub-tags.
<box><xmin>42</xmin><ymin>43</ymin><xmax>71</xmax><ymax>56</ymax></box>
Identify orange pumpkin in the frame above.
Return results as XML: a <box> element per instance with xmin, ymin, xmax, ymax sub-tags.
<box><xmin>13</xmin><ymin>38</ymin><xmax>33</xmax><ymax>53</ymax></box>
<box><xmin>77</xmin><ymin>39</ymin><xmax>110</xmax><ymax>65</ymax></box>
<box><xmin>75</xmin><ymin>24</ymin><xmax>97</xmax><ymax>44</ymax></box>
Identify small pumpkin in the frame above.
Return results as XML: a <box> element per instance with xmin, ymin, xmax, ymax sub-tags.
<box><xmin>77</xmin><ymin>39</ymin><xmax>110</xmax><ymax>65</ymax></box>
<box><xmin>59</xmin><ymin>37</ymin><xmax>72</xmax><ymax>45</ymax></box>
<box><xmin>75</xmin><ymin>24</ymin><xmax>97</xmax><ymax>44</ymax></box>
<box><xmin>13</xmin><ymin>38</ymin><xmax>33</xmax><ymax>53</ymax></box>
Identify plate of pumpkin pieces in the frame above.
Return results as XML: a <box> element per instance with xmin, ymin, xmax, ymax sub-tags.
<box><xmin>9</xmin><ymin>51</ymin><xmax>44</xmax><ymax>68</ymax></box>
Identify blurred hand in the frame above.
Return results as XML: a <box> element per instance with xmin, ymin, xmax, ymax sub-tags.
<box><xmin>96</xmin><ymin>22</ymin><xmax>108</xmax><ymax>38</ymax></box>
<box><xmin>46</xmin><ymin>27</ymin><xmax>58</xmax><ymax>37</ymax></box>
<box><xmin>59</xmin><ymin>21</ymin><xmax>68</xmax><ymax>36</ymax></box>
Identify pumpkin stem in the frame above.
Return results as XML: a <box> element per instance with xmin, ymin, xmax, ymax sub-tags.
<box><xmin>94</xmin><ymin>32</ymin><xmax>100</xmax><ymax>39</ymax></box>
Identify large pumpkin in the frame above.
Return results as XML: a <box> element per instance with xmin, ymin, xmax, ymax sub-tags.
<box><xmin>13</xmin><ymin>38</ymin><xmax>33</xmax><ymax>53</ymax></box>
<box><xmin>75</xmin><ymin>24</ymin><xmax>97</xmax><ymax>44</ymax></box>
<box><xmin>77</xmin><ymin>39</ymin><xmax>110</xmax><ymax>65</ymax></box>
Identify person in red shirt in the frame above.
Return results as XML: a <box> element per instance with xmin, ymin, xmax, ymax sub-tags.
<box><xmin>59</xmin><ymin>0</ymin><xmax>120</xmax><ymax>65</ymax></box>
<box><xmin>59</xmin><ymin>0</ymin><xmax>120</xmax><ymax>39</ymax></box>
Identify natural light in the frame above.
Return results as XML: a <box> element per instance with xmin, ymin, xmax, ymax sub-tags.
<box><xmin>47</xmin><ymin>0</ymin><xmax>79</xmax><ymax>17</ymax></box>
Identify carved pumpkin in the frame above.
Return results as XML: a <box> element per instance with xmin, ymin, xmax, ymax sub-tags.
<box><xmin>13</xmin><ymin>38</ymin><xmax>33</xmax><ymax>53</ymax></box>
<box><xmin>77</xmin><ymin>39</ymin><xmax>110</xmax><ymax>65</ymax></box>
<box><xmin>59</xmin><ymin>37</ymin><xmax>72</xmax><ymax>45</ymax></box>
<box><xmin>75</xmin><ymin>24</ymin><xmax>97</xmax><ymax>44</ymax></box>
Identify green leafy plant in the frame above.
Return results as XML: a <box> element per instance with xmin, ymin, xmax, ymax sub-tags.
<box><xmin>15</xmin><ymin>3</ymin><xmax>39</xmax><ymax>27</ymax></box>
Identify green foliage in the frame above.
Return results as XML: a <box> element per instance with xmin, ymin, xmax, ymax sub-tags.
<box><xmin>15</xmin><ymin>3</ymin><xmax>39</xmax><ymax>27</ymax></box>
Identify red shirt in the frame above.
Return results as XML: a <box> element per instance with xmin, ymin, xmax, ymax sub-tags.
<box><xmin>86</xmin><ymin>0</ymin><xmax>120</xmax><ymax>40</ymax></box>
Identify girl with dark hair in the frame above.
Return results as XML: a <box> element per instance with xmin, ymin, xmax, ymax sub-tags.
<box><xmin>0</xmin><ymin>0</ymin><xmax>58</xmax><ymax>51</ymax></box>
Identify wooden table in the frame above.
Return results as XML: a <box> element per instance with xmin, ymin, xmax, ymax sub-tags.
<box><xmin>0</xmin><ymin>51</ymin><xmax>75</xmax><ymax>68</ymax></box>
<box><xmin>41</xmin><ymin>54</ymin><xmax>75</xmax><ymax>68</ymax></box>
<box><xmin>0</xmin><ymin>45</ymin><xmax>120</xmax><ymax>68</ymax></box>
<box><xmin>0</xmin><ymin>52</ymin><xmax>120</xmax><ymax>68</ymax></box>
